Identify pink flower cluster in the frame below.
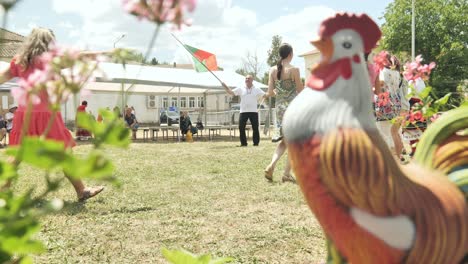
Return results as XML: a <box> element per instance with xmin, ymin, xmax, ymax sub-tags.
<box><xmin>122</xmin><ymin>0</ymin><xmax>196</xmax><ymax>28</ymax></box>
<box><xmin>377</xmin><ymin>92</ymin><xmax>390</xmax><ymax>107</ymax></box>
<box><xmin>403</xmin><ymin>55</ymin><xmax>436</xmax><ymax>82</ymax></box>
<box><xmin>373</xmin><ymin>50</ymin><xmax>389</xmax><ymax>71</ymax></box>
<box><xmin>14</xmin><ymin>45</ymin><xmax>97</xmax><ymax>108</ymax></box>
<box><xmin>408</xmin><ymin>110</ymin><xmax>425</xmax><ymax>122</ymax></box>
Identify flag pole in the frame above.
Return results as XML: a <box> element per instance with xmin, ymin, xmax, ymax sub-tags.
<box><xmin>170</xmin><ymin>33</ymin><xmax>223</xmax><ymax>84</ymax></box>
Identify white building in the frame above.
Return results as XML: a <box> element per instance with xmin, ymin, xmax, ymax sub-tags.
<box><xmin>299</xmin><ymin>49</ymin><xmax>321</xmax><ymax>81</ymax></box>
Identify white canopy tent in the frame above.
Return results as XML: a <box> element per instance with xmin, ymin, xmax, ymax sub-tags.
<box><xmin>90</xmin><ymin>62</ymin><xmax>267</xmax><ymax>91</ymax></box>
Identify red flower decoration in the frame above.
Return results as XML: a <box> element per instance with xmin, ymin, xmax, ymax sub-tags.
<box><xmin>377</xmin><ymin>92</ymin><xmax>390</xmax><ymax>107</ymax></box>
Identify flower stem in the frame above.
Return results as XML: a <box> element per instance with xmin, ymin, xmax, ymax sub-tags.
<box><xmin>143</xmin><ymin>24</ymin><xmax>161</xmax><ymax>63</ymax></box>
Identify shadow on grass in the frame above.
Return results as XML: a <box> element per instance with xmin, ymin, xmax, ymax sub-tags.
<box><xmin>61</xmin><ymin>201</ymin><xmax>88</xmax><ymax>215</ymax></box>
<box><xmin>97</xmin><ymin>206</ymin><xmax>158</xmax><ymax>215</ymax></box>
<box><xmin>33</xmin><ymin>198</ymin><xmax>88</xmax><ymax>215</ymax></box>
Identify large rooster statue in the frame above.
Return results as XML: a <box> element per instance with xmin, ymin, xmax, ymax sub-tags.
<box><xmin>282</xmin><ymin>13</ymin><xmax>468</xmax><ymax>263</ymax></box>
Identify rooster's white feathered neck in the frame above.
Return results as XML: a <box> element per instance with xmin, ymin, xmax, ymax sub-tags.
<box><xmin>283</xmin><ymin>53</ymin><xmax>377</xmax><ymax>143</ymax></box>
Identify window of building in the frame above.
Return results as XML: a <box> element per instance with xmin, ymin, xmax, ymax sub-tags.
<box><xmin>180</xmin><ymin>97</ymin><xmax>187</xmax><ymax>108</ymax></box>
<box><xmin>171</xmin><ymin>97</ymin><xmax>178</xmax><ymax>107</ymax></box>
<box><xmin>197</xmin><ymin>96</ymin><xmax>204</xmax><ymax>108</ymax></box>
<box><xmin>162</xmin><ymin>97</ymin><xmax>169</xmax><ymax>108</ymax></box>
<box><xmin>189</xmin><ymin>97</ymin><xmax>195</xmax><ymax>108</ymax></box>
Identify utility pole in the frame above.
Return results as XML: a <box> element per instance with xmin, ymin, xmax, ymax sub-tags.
<box><xmin>113</xmin><ymin>34</ymin><xmax>126</xmax><ymax>48</ymax></box>
<box><xmin>411</xmin><ymin>0</ymin><xmax>415</xmax><ymax>60</ymax></box>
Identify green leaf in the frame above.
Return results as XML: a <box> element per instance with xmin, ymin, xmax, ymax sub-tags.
<box><xmin>460</xmin><ymin>101</ymin><xmax>468</xmax><ymax>108</ymax></box>
<box><xmin>0</xmin><ymin>161</ymin><xmax>17</xmax><ymax>182</ymax></box>
<box><xmin>76</xmin><ymin>112</ymin><xmax>96</xmax><ymax>131</ymax></box>
<box><xmin>161</xmin><ymin>248</ymin><xmax>233</xmax><ymax>264</ymax></box>
<box><xmin>19</xmin><ymin>256</ymin><xmax>33</xmax><ymax>264</ymax></box>
<box><xmin>92</xmin><ymin>120</ymin><xmax>131</xmax><ymax>148</ymax></box>
<box><xmin>209</xmin><ymin>257</ymin><xmax>235</xmax><ymax>264</ymax></box>
<box><xmin>434</xmin><ymin>93</ymin><xmax>452</xmax><ymax>106</ymax></box>
<box><xmin>418</xmin><ymin>86</ymin><xmax>432</xmax><ymax>99</ymax></box>
<box><xmin>63</xmin><ymin>151</ymin><xmax>115</xmax><ymax>182</ymax></box>
<box><xmin>16</xmin><ymin>137</ymin><xmax>69</xmax><ymax>170</ymax></box>
<box><xmin>162</xmin><ymin>248</ymin><xmax>199</xmax><ymax>263</ymax></box>
<box><xmin>2</xmin><ymin>238</ymin><xmax>45</xmax><ymax>255</ymax></box>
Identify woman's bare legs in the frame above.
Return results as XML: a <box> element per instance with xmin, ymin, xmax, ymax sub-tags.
<box><xmin>1</xmin><ymin>157</ymin><xmax>103</xmax><ymax>201</ymax></box>
<box><xmin>281</xmin><ymin>159</ymin><xmax>296</xmax><ymax>183</ymax></box>
<box><xmin>65</xmin><ymin>173</ymin><xmax>104</xmax><ymax>201</ymax></box>
<box><xmin>391</xmin><ymin>122</ymin><xmax>404</xmax><ymax>159</ymax></box>
<box><xmin>264</xmin><ymin>140</ymin><xmax>287</xmax><ymax>181</ymax></box>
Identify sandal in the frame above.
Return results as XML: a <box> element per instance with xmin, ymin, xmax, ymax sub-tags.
<box><xmin>264</xmin><ymin>166</ymin><xmax>274</xmax><ymax>182</ymax></box>
<box><xmin>78</xmin><ymin>186</ymin><xmax>104</xmax><ymax>202</ymax></box>
<box><xmin>282</xmin><ymin>174</ymin><xmax>296</xmax><ymax>184</ymax></box>
<box><xmin>271</xmin><ymin>136</ymin><xmax>283</xmax><ymax>143</ymax></box>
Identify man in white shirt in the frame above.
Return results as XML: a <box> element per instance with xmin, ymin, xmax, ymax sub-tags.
<box><xmin>222</xmin><ymin>75</ymin><xmax>266</xmax><ymax>146</ymax></box>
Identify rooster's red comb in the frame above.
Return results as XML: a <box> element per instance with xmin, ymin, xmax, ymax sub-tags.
<box><xmin>318</xmin><ymin>13</ymin><xmax>381</xmax><ymax>53</ymax></box>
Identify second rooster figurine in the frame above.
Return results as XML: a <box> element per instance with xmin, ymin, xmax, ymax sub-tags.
<box><xmin>283</xmin><ymin>13</ymin><xmax>468</xmax><ymax>263</ymax></box>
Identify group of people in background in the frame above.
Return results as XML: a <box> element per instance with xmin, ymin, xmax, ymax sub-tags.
<box><xmin>75</xmin><ymin>101</ymin><xmax>140</xmax><ymax>140</ymax></box>
<box><xmin>0</xmin><ymin>104</ymin><xmax>17</xmax><ymax>147</ymax></box>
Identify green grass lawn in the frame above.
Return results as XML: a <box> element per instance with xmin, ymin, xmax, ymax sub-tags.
<box><xmin>11</xmin><ymin>141</ymin><xmax>326</xmax><ymax>263</ymax></box>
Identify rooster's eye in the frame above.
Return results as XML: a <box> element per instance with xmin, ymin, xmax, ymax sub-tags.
<box><xmin>342</xmin><ymin>42</ymin><xmax>352</xmax><ymax>49</ymax></box>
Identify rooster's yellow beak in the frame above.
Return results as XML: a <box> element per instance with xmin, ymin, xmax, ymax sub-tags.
<box><xmin>311</xmin><ymin>38</ymin><xmax>333</xmax><ymax>64</ymax></box>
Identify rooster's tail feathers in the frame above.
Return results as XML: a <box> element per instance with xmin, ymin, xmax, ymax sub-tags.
<box><xmin>413</xmin><ymin>107</ymin><xmax>468</xmax><ymax>199</ymax></box>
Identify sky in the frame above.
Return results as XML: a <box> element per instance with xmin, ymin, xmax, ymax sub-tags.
<box><xmin>3</xmin><ymin>0</ymin><xmax>393</xmax><ymax>77</ymax></box>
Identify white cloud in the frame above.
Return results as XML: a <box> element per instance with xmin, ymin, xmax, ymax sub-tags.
<box><xmin>58</xmin><ymin>21</ymin><xmax>74</xmax><ymax>29</ymax></box>
<box><xmin>49</xmin><ymin>0</ymin><xmax>336</xmax><ymax>77</ymax></box>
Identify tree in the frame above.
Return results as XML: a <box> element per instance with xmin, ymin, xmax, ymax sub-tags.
<box><xmin>381</xmin><ymin>0</ymin><xmax>468</xmax><ymax>100</ymax></box>
<box><xmin>267</xmin><ymin>35</ymin><xmax>283</xmax><ymax>67</ymax></box>
<box><xmin>150</xmin><ymin>57</ymin><xmax>159</xmax><ymax>65</ymax></box>
<box><xmin>236</xmin><ymin>50</ymin><xmax>263</xmax><ymax>80</ymax></box>
<box><xmin>126</xmin><ymin>51</ymin><xmax>147</xmax><ymax>64</ymax></box>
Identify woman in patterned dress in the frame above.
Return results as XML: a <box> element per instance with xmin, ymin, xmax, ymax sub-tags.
<box><xmin>375</xmin><ymin>54</ymin><xmax>409</xmax><ymax>159</ymax></box>
<box><xmin>264</xmin><ymin>43</ymin><xmax>303</xmax><ymax>183</ymax></box>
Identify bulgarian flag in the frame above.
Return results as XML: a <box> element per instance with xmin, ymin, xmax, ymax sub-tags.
<box><xmin>184</xmin><ymin>44</ymin><xmax>219</xmax><ymax>72</ymax></box>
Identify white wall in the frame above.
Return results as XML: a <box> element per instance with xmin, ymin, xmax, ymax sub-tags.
<box><xmin>302</xmin><ymin>53</ymin><xmax>321</xmax><ymax>81</ymax></box>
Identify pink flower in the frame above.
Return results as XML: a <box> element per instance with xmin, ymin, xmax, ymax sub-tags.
<box><xmin>373</xmin><ymin>50</ymin><xmax>389</xmax><ymax>71</ymax></box>
<box><xmin>409</xmin><ymin>110</ymin><xmax>425</xmax><ymax>122</ymax></box>
<box><xmin>122</xmin><ymin>0</ymin><xmax>197</xmax><ymax>28</ymax></box>
<box><xmin>403</xmin><ymin>55</ymin><xmax>436</xmax><ymax>82</ymax></box>
<box><xmin>430</xmin><ymin>113</ymin><xmax>441</xmax><ymax>123</ymax></box>
<box><xmin>11</xmin><ymin>87</ymin><xmax>41</xmax><ymax>106</ymax></box>
<box><xmin>13</xmin><ymin>44</ymin><xmax>101</xmax><ymax>108</ymax></box>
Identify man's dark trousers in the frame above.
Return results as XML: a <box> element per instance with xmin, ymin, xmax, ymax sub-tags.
<box><xmin>239</xmin><ymin>112</ymin><xmax>259</xmax><ymax>146</ymax></box>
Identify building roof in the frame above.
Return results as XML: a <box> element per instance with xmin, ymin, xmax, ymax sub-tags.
<box><xmin>0</xmin><ymin>28</ymin><xmax>25</xmax><ymax>58</ymax></box>
<box><xmin>299</xmin><ymin>49</ymin><xmax>320</xmax><ymax>57</ymax></box>
<box><xmin>155</xmin><ymin>63</ymin><xmax>194</xmax><ymax>69</ymax></box>
<box><xmin>0</xmin><ymin>61</ymin><xmax>268</xmax><ymax>93</ymax></box>
<box><xmin>0</xmin><ymin>28</ymin><xmax>25</xmax><ymax>42</ymax></box>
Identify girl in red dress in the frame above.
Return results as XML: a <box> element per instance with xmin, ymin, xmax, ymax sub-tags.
<box><xmin>76</xmin><ymin>100</ymin><xmax>92</xmax><ymax>139</ymax></box>
<box><xmin>0</xmin><ymin>28</ymin><xmax>103</xmax><ymax>201</ymax></box>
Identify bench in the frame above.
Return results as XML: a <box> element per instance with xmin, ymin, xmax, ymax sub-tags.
<box><xmin>159</xmin><ymin>125</ymin><xmax>180</xmax><ymax>140</ymax></box>
<box><xmin>140</xmin><ymin>127</ymin><xmax>160</xmax><ymax>141</ymax></box>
